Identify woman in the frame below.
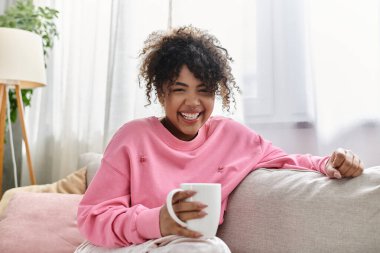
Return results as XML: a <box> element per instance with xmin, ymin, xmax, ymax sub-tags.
<box><xmin>75</xmin><ymin>26</ymin><xmax>363</xmax><ymax>253</ymax></box>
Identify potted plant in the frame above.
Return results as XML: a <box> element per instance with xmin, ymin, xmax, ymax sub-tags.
<box><xmin>0</xmin><ymin>0</ymin><xmax>59</xmax><ymax>123</ymax></box>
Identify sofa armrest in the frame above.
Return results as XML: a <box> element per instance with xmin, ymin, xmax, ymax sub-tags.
<box><xmin>217</xmin><ymin>167</ymin><xmax>380</xmax><ymax>253</ymax></box>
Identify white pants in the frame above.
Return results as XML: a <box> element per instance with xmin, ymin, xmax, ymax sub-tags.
<box><xmin>75</xmin><ymin>235</ymin><xmax>231</xmax><ymax>253</ymax></box>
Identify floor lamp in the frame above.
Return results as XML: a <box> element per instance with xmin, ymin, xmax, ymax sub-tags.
<box><xmin>0</xmin><ymin>27</ymin><xmax>47</xmax><ymax>197</ymax></box>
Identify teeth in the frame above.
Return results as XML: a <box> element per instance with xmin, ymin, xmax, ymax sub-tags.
<box><xmin>181</xmin><ymin>112</ymin><xmax>200</xmax><ymax>120</ymax></box>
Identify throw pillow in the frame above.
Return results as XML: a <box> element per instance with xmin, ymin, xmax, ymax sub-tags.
<box><xmin>0</xmin><ymin>192</ymin><xmax>85</xmax><ymax>253</ymax></box>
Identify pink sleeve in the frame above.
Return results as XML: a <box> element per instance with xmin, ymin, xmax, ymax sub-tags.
<box><xmin>77</xmin><ymin>159</ymin><xmax>162</xmax><ymax>248</ymax></box>
<box><xmin>255</xmin><ymin>135</ymin><xmax>330</xmax><ymax>174</ymax></box>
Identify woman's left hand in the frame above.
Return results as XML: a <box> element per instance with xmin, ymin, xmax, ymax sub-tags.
<box><xmin>325</xmin><ymin>148</ymin><xmax>364</xmax><ymax>179</ymax></box>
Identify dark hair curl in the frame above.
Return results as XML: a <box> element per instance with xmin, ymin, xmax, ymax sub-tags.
<box><xmin>138</xmin><ymin>25</ymin><xmax>240</xmax><ymax>111</ymax></box>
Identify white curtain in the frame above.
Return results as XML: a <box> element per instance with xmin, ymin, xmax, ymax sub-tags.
<box><xmin>23</xmin><ymin>0</ymin><xmax>112</xmax><ymax>184</ymax></box>
<box><xmin>24</xmin><ymin>0</ymin><xmax>170</xmax><ymax>184</ymax></box>
<box><xmin>103</xmin><ymin>0</ymin><xmax>169</xmax><ymax>144</ymax></box>
<box><xmin>22</xmin><ymin>0</ymin><xmax>380</xmax><ymax>184</ymax></box>
<box><xmin>309</xmin><ymin>0</ymin><xmax>380</xmax><ymax>141</ymax></box>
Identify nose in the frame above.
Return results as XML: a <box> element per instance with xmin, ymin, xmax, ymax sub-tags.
<box><xmin>185</xmin><ymin>92</ymin><xmax>201</xmax><ymax>107</ymax></box>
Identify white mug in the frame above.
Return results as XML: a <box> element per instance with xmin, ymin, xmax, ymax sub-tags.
<box><xmin>166</xmin><ymin>183</ymin><xmax>221</xmax><ymax>238</ymax></box>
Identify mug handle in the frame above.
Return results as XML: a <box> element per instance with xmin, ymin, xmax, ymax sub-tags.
<box><xmin>166</xmin><ymin>188</ymin><xmax>188</xmax><ymax>227</ymax></box>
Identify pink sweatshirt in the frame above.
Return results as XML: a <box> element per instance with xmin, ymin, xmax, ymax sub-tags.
<box><xmin>77</xmin><ymin>116</ymin><xmax>329</xmax><ymax>247</ymax></box>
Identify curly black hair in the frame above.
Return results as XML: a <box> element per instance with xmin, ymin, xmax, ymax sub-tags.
<box><xmin>138</xmin><ymin>25</ymin><xmax>240</xmax><ymax>111</ymax></box>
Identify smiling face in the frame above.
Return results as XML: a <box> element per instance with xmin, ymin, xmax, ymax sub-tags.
<box><xmin>159</xmin><ymin>65</ymin><xmax>215</xmax><ymax>141</ymax></box>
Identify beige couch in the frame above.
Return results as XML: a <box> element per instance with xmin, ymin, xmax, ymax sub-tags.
<box><xmin>1</xmin><ymin>152</ymin><xmax>380</xmax><ymax>253</ymax></box>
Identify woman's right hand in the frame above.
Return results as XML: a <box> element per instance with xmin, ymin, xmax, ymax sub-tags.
<box><xmin>159</xmin><ymin>190</ymin><xmax>208</xmax><ymax>238</ymax></box>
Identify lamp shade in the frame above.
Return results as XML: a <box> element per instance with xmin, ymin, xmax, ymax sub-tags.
<box><xmin>0</xmin><ymin>27</ymin><xmax>46</xmax><ymax>88</ymax></box>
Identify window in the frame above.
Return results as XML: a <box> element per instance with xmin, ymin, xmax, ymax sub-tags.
<box><xmin>172</xmin><ymin>0</ymin><xmax>313</xmax><ymax>124</ymax></box>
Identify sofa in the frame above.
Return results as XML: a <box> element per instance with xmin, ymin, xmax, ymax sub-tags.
<box><xmin>0</xmin><ymin>152</ymin><xmax>379</xmax><ymax>253</ymax></box>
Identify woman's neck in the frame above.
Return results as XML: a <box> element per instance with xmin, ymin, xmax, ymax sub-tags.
<box><xmin>160</xmin><ymin>117</ymin><xmax>198</xmax><ymax>141</ymax></box>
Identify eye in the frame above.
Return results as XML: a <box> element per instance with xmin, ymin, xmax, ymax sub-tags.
<box><xmin>199</xmin><ymin>89</ymin><xmax>214</xmax><ymax>95</ymax></box>
<box><xmin>171</xmin><ymin>88</ymin><xmax>185</xmax><ymax>92</ymax></box>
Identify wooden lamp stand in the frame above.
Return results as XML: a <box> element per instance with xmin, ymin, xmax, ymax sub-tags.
<box><xmin>0</xmin><ymin>84</ymin><xmax>36</xmax><ymax>197</ymax></box>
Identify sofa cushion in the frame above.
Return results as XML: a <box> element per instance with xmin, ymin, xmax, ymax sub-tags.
<box><xmin>78</xmin><ymin>152</ymin><xmax>102</xmax><ymax>187</ymax></box>
<box><xmin>217</xmin><ymin>167</ymin><xmax>380</xmax><ymax>253</ymax></box>
<box><xmin>0</xmin><ymin>192</ymin><xmax>84</xmax><ymax>253</ymax></box>
<box><xmin>0</xmin><ymin>167</ymin><xmax>87</xmax><ymax>215</ymax></box>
